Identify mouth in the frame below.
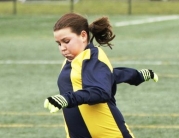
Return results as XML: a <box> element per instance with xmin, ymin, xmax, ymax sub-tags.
<box><xmin>62</xmin><ymin>53</ymin><xmax>74</xmax><ymax>61</ymax></box>
<box><xmin>64</xmin><ymin>55</ymin><xmax>73</xmax><ymax>61</ymax></box>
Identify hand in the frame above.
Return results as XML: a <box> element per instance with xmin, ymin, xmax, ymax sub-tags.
<box><xmin>44</xmin><ymin>95</ymin><xmax>68</xmax><ymax>113</ymax></box>
<box><xmin>139</xmin><ymin>69</ymin><xmax>158</xmax><ymax>82</ymax></box>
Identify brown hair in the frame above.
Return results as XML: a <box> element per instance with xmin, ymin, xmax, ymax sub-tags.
<box><xmin>54</xmin><ymin>13</ymin><xmax>115</xmax><ymax>49</ymax></box>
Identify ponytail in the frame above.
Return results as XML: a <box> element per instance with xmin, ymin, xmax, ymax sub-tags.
<box><xmin>89</xmin><ymin>17</ymin><xmax>115</xmax><ymax>49</ymax></box>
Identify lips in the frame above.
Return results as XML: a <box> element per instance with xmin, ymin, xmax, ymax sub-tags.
<box><xmin>66</xmin><ymin>56</ymin><xmax>73</xmax><ymax>60</ymax></box>
<box><xmin>62</xmin><ymin>52</ymin><xmax>74</xmax><ymax>61</ymax></box>
<box><xmin>63</xmin><ymin>54</ymin><xmax>73</xmax><ymax>60</ymax></box>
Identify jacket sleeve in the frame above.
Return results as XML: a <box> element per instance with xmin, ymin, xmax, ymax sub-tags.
<box><xmin>113</xmin><ymin>67</ymin><xmax>144</xmax><ymax>86</ymax></box>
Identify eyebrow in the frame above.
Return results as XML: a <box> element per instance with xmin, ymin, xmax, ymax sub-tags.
<box><xmin>56</xmin><ymin>37</ymin><xmax>70</xmax><ymax>42</ymax></box>
<box><xmin>55</xmin><ymin>41</ymin><xmax>60</xmax><ymax>44</ymax></box>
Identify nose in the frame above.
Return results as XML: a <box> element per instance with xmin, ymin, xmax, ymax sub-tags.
<box><xmin>60</xmin><ymin>44</ymin><xmax>67</xmax><ymax>51</ymax></box>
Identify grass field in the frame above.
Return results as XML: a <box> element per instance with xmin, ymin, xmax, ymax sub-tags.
<box><xmin>1</xmin><ymin>0</ymin><xmax>179</xmax><ymax>15</ymax></box>
<box><xmin>1</xmin><ymin>13</ymin><xmax>179</xmax><ymax>138</ymax></box>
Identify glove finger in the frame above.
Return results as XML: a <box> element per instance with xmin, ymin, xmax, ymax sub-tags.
<box><xmin>50</xmin><ymin>107</ymin><xmax>59</xmax><ymax>113</ymax></box>
<box><xmin>44</xmin><ymin>99</ymin><xmax>50</xmax><ymax>108</ymax></box>
<box><xmin>153</xmin><ymin>73</ymin><xmax>159</xmax><ymax>82</ymax></box>
<box><xmin>48</xmin><ymin>103</ymin><xmax>53</xmax><ymax>110</ymax></box>
<box><xmin>44</xmin><ymin>99</ymin><xmax>54</xmax><ymax>112</ymax></box>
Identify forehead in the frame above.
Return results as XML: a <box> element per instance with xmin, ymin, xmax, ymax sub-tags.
<box><xmin>53</xmin><ymin>27</ymin><xmax>74</xmax><ymax>39</ymax></box>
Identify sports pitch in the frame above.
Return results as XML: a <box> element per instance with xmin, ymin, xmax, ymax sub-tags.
<box><xmin>0</xmin><ymin>14</ymin><xmax>179</xmax><ymax>138</ymax></box>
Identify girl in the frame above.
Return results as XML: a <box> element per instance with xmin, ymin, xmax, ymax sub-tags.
<box><xmin>44</xmin><ymin>13</ymin><xmax>158</xmax><ymax>138</ymax></box>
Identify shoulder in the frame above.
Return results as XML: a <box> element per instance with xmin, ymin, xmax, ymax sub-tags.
<box><xmin>86</xmin><ymin>43</ymin><xmax>106</xmax><ymax>58</ymax></box>
<box><xmin>86</xmin><ymin>43</ymin><xmax>113</xmax><ymax>72</ymax></box>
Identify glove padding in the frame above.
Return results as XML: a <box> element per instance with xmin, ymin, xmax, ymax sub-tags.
<box><xmin>139</xmin><ymin>69</ymin><xmax>158</xmax><ymax>82</ymax></box>
<box><xmin>44</xmin><ymin>95</ymin><xmax>68</xmax><ymax>113</ymax></box>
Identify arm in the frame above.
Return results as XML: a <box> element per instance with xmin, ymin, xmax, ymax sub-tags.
<box><xmin>44</xmin><ymin>57</ymin><xmax>114</xmax><ymax>113</ymax></box>
<box><xmin>113</xmin><ymin>67</ymin><xmax>158</xmax><ymax>86</ymax></box>
<box><xmin>113</xmin><ymin>67</ymin><xmax>144</xmax><ymax>86</ymax></box>
<box><xmin>63</xmin><ymin>59</ymin><xmax>113</xmax><ymax>107</ymax></box>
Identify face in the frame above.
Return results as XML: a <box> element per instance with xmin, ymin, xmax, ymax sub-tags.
<box><xmin>54</xmin><ymin>27</ymin><xmax>88</xmax><ymax>61</ymax></box>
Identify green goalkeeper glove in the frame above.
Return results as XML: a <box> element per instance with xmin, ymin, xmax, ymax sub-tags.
<box><xmin>44</xmin><ymin>95</ymin><xmax>68</xmax><ymax>113</ymax></box>
<box><xmin>139</xmin><ymin>69</ymin><xmax>159</xmax><ymax>82</ymax></box>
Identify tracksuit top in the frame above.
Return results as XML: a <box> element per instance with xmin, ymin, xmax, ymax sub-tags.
<box><xmin>57</xmin><ymin>43</ymin><xmax>143</xmax><ymax>138</ymax></box>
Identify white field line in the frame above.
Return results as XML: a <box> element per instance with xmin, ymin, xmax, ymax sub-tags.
<box><xmin>1</xmin><ymin>112</ymin><xmax>179</xmax><ymax>117</ymax></box>
<box><xmin>0</xmin><ymin>124</ymin><xmax>179</xmax><ymax>129</ymax></box>
<box><xmin>0</xmin><ymin>60</ymin><xmax>63</xmax><ymax>65</ymax></box>
<box><xmin>1</xmin><ymin>113</ymin><xmax>179</xmax><ymax>128</ymax></box>
<box><xmin>0</xmin><ymin>60</ymin><xmax>178</xmax><ymax>65</ymax></box>
<box><xmin>115</xmin><ymin>15</ymin><xmax>179</xmax><ymax>27</ymax></box>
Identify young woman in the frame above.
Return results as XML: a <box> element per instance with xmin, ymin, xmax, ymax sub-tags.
<box><xmin>44</xmin><ymin>13</ymin><xmax>158</xmax><ymax>138</ymax></box>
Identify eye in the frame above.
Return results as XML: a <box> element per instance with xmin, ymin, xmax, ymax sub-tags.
<box><xmin>63</xmin><ymin>40</ymin><xmax>70</xmax><ymax>44</ymax></box>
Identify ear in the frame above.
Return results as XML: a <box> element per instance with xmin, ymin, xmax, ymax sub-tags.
<box><xmin>80</xmin><ymin>30</ymin><xmax>88</xmax><ymax>42</ymax></box>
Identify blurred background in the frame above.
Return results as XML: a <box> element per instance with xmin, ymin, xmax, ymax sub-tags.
<box><xmin>0</xmin><ymin>0</ymin><xmax>179</xmax><ymax>138</ymax></box>
<box><xmin>1</xmin><ymin>0</ymin><xmax>179</xmax><ymax>15</ymax></box>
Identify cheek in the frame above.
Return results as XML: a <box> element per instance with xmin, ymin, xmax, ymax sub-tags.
<box><xmin>59</xmin><ymin>35</ymin><xmax>84</xmax><ymax>58</ymax></box>
<box><xmin>68</xmin><ymin>45</ymin><xmax>78</xmax><ymax>55</ymax></box>
<box><xmin>68</xmin><ymin>39</ymin><xmax>82</xmax><ymax>54</ymax></box>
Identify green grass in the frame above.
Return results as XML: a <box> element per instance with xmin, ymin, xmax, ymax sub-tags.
<box><xmin>1</xmin><ymin>14</ymin><xmax>179</xmax><ymax>138</ymax></box>
<box><xmin>1</xmin><ymin>0</ymin><xmax>179</xmax><ymax>15</ymax></box>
